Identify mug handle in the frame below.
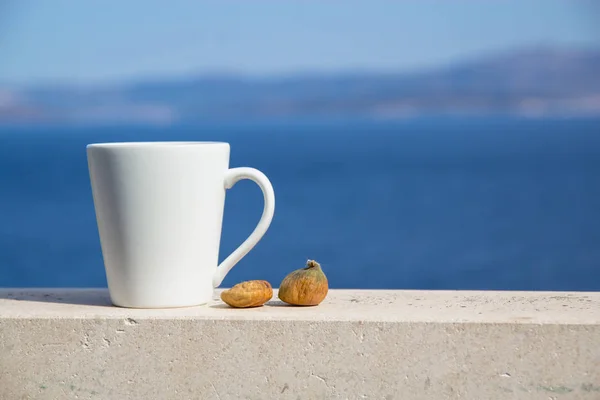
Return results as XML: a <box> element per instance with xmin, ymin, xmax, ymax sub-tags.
<box><xmin>212</xmin><ymin>167</ymin><xmax>275</xmax><ymax>287</ymax></box>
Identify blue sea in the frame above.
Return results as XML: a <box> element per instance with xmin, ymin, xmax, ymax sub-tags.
<box><xmin>1</xmin><ymin>117</ymin><xmax>599</xmax><ymax>291</ymax></box>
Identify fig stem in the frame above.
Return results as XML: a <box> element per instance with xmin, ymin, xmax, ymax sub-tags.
<box><xmin>305</xmin><ymin>260</ymin><xmax>321</xmax><ymax>269</ymax></box>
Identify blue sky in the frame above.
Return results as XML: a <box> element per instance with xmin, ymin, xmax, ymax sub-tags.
<box><xmin>1</xmin><ymin>0</ymin><xmax>599</xmax><ymax>85</ymax></box>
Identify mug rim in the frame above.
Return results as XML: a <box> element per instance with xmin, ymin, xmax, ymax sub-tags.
<box><xmin>87</xmin><ymin>141</ymin><xmax>229</xmax><ymax>149</ymax></box>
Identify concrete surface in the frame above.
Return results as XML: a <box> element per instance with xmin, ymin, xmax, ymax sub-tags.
<box><xmin>1</xmin><ymin>289</ymin><xmax>599</xmax><ymax>399</ymax></box>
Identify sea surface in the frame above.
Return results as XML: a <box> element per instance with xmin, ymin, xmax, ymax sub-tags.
<box><xmin>1</xmin><ymin>117</ymin><xmax>599</xmax><ymax>291</ymax></box>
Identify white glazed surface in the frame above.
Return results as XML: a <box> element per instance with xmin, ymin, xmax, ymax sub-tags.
<box><xmin>87</xmin><ymin>142</ymin><xmax>275</xmax><ymax>308</ymax></box>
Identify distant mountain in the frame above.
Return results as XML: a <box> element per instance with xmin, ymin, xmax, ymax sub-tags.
<box><xmin>1</xmin><ymin>46</ymin><xmax>600</xmax><ymax>125</ymax></box>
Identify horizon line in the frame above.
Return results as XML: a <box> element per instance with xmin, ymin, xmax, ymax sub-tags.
<box><xmin>2</xmin><ymin>43</ymin><xmax>600</xmax><ymax>90</ymax></box>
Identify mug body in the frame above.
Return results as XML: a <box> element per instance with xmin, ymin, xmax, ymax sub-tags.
<box><xmin>87</xmin><ymin>141</ymin><xmax>230</xmax><ymax>308</ymax></box>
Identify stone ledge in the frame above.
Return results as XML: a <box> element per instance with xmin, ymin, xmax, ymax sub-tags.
<box><xmin>1</xmin><ymin>289</ymin><xmax>599</xmax><ymax>399</ymax></box>
<box><xmin>1</xmin><ymin>288</ymin><xmax>599</xmax><ymax>323</ymax></box>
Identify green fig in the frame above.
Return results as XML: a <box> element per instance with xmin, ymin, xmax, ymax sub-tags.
<box><xmin>278</xmin><ymin>260</ymin><xmax>328</xmax><ymax>306</ymax></box>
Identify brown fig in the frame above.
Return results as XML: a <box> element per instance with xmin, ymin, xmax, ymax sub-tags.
<box><xmin>278</xmin><ymin>260</ymin><xmax>328</xmax><ymax>306</ymax></box>
<box><xmin>220</xmin><ymin>280</ymin><xmax>273</xmax><ymax>308</ymax></box>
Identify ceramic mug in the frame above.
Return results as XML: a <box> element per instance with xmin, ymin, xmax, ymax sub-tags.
<box><xmin>87</xmin><ymin>141</ymin><xmax>275</xmax><ymax>308</ymax></box>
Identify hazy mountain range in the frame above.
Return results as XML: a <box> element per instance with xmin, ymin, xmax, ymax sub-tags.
<box><xmin>1</xmin><ymin>46</ymin><xmax>600</xmax><ymax>125</ymax></box>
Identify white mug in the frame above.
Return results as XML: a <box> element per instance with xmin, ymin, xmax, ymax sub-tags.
<box><xmin>86</xmin><ymin>141</ymin><xmax>275</xmax><ymax>308</ymax></box>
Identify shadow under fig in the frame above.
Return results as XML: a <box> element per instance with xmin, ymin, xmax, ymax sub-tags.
<box><xmin>208</xmin><ymin>299</ymin><xmax>312</xmax><ymax>309</ymax></box>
